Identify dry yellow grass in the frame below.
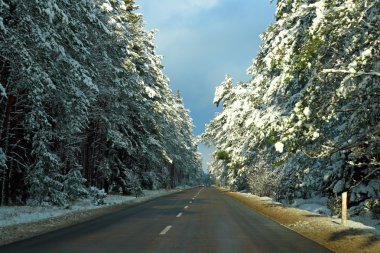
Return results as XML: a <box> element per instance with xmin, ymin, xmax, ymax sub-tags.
<box><xmin>224</xmin><ymin>190</ymin><xmax>380</xmax><ymax>253</ymax></box>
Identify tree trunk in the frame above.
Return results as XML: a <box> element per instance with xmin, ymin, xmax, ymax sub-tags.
<box><xmin>1</xmin><ymin>95</ymin><xmax>16</xmax><ymax>206</ymax></box>
<box><xmin>170</xmin><ymin>162</ymin><xmax>175</xmax><ymax>189</ymax></box>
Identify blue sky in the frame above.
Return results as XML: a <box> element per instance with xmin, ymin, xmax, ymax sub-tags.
<box><xmin>136</xmin><ymin>0</ymin><xmax>276</xmax><ymax>170</ymax></box>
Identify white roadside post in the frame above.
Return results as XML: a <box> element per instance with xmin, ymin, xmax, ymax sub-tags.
<box><xmin>342</xmin><ymin>191</ymin><xmax>348</xmax><ymax>226</ymax></box>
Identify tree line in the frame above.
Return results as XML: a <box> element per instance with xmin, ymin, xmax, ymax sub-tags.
<box><xmin>0</xmin><ymin>0</ymin><xmax>202</xmax><ymax>206</ymax></box>
<box><xmin>202</xmin><ymin>0</ymin><xmax>380</xmax><ymax>215</ymax></box>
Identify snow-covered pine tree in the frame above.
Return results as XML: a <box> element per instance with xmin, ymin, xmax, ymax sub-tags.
<box><xmin>1</xmin><ymin>0</ymin><xmax>99</xmax><ymax>205</ymax></box>
<box><xmin>0</xmin><ymin>0</ymin><xmax>201</xmax><ymax>206</ymax></box>
<box><xmin>202</xmin><ymin>76</ymin><xmax>257</xmax><ymax>190</ymax></box>
<box><xmin>203</xmin><ymin>0</ymin><xmax>380</xmax><ymax>214</ymax></box>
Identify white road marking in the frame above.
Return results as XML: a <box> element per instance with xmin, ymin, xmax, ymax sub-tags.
<box><xmin>193</xmin><ymin>188</ymin><xmax>204</xmax><ymax>199</ymax></box>
<box><xmin>192</xmin><ymin>188</ymin><xmax>204</xmax><ymax>201</ymax></box>
<box><xmin>184</xmin><ymin>205</ymin><xmax>189</xmax><ymax>209</ymax></box>
<box><xmin>160</xmin><ymin>225</ymin><xmax>172</xmax><ymax>235</ymax></box>
<box><xmin>176</xmin><ymin>212</ymin><xmax>183</xmax><ymax>218</ymax></box>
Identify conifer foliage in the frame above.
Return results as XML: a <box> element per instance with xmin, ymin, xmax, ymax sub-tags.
<box><xmin>0</xmin><ymin>0</ymin><xmax>201</xmax><ymax>206</ymax></box>
<box><xmin>203</xmin><ymin>0</ymin><xmax>380</xmax><ymax>214</ymax></box>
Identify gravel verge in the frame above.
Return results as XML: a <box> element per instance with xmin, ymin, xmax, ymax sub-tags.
<box><xmin>225</xmin><ymin>190</ymin><xmax>380</xmax><ymax>253</ymax></box>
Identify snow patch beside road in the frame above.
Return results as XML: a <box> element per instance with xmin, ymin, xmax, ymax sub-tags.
<box><xmin>226</xmin><ymin>190</ymin><xmax>380</xmax><ymax>253</ymax></box>
<box><xmin>238</xmin><ymin>192</ymin><xmax>380</xmax><ymax>233</ymax></box>
<box><xmin>0</xmin><ymin>187</ymin><xmax>188</xmax><ymax>229</ymax></box>
<box><xmin>291</xmin><ymin>197</ymin><xmax>331</xmax><ymax>216</ymax></box>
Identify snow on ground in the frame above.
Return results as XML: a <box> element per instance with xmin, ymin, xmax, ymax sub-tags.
<box><xmin>290</xmin><ymin>197</ymin><xmax>332</xmax><ymax>216</ymax></box>
<box><xmin>0</xmin><ymin>187</ymin><xmax>189</xmax><ymax>228</ymax></box>
<box><xmin>238</xmin><ymin>192</ymin><xmax>380</xmax><ymax>234</ymax></box>
<box><xmin>227</xmin><ymin>190</ymin><xmax>380</xmax><ymax>252</ymax></box>
<box><xmin>290</xmin><ymin>197</ymin><xmax>380</xmax><ymax>233</ymax></box>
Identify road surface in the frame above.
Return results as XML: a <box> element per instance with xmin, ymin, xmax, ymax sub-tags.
<box><xmin>0</xmin><ymin>187</ymin><xmax>332</xmax><ymax>253</ymax></box>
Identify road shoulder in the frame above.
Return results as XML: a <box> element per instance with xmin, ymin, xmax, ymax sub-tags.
<box><xmin>223</xmin><ymin>189</ymin><xmax>380</xmax><ymax>253</ymax></box>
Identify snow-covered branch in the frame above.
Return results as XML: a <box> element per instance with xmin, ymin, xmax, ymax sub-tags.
<box><xmin>322</xmin><ymin>69</ymin><xmax>380</xmax><ymax>77</ymax></box>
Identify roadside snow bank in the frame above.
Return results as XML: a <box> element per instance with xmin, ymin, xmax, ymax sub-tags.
<box><xmin>0</xmin><ymin>188</ymin><xmax>187</xmax><ymax>228</ymax></box>
<box><xmin>238</xmin><ymin>192</ymin><xmax>380</xmax><ymax>233</ymax></box>
<box><xmin>226</xmin><ymin>190</ymin><xmax>380</xmax><ymax>253</ymax></box>
<box><xmin>291</xmin><ymin>197</ymin><xmax>331</xmax><ymax>216</ymax></box>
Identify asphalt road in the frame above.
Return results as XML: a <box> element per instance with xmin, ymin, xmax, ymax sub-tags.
<box><xmin>0</xmin><ymin>187</ymin><xmax>332</xmax><ymax>253</ymax></box>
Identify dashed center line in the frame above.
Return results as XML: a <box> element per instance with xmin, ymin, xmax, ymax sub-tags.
<box><xmin>161</xmin><ymin>189</ymin><xmax>205</xmax><ymax>236</ymax></box>
<box><xmin>160</xmin><ymin>225</ymin><xmax>172</xmax><ymax>235</ymax></box>
<box><xmin>162</xmin><ymin>189</ymin><xmax>206</xmax><ymax>236</ymax></box>
<box><xmin>193</xmin><ymin>188</ymin><xmax>204</xmax><ymax>199</ymax></box>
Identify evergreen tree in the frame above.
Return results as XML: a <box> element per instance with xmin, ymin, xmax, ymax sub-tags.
<box><xmin>0</xmin><ymin>0</ymin><xmax>201</xmax><ymax>206</ymax></box>
<box><xmin>203</xmin><ymin>0</ymin><xmax>380</xmax><ymax>214</ymax></box>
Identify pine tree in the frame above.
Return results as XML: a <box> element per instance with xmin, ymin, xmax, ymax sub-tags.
<box><xmin>0</xmin><ymin>0</ymin><xmax>201</xmax><ymax>206</ymax></box>
<box><xmin>203</xmin><ymin>0</ymin><xmax>380</xmax><ymax>213</ymax></box>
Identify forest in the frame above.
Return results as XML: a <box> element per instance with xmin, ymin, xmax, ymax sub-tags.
<box><xmin>0</xmin><ymin>0</ymin><xmax>202</xmax><ymax>206</ymax></box>
<box><xmin>202</xmin><ymin>0</ymin><xmax>380</xmax><ymax>216</ymax></box>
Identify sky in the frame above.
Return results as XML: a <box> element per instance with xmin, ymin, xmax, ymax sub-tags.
<box><xmin>136</xmin><ymin>0</ymin><xmax>276</xmax><ymax>171</ymax></box>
